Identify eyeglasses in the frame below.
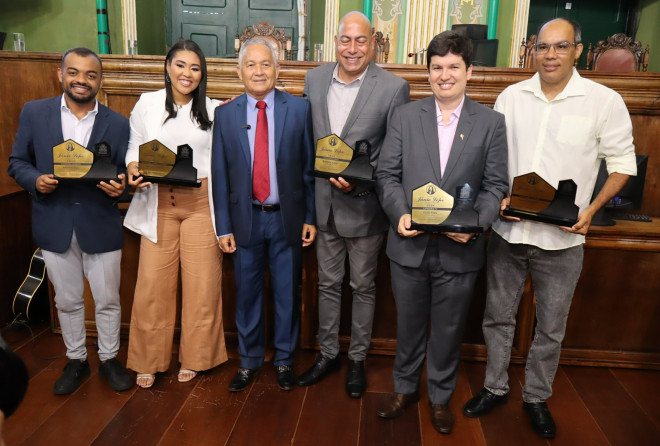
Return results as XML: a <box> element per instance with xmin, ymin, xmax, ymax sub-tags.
<box><xmin>534</xmin><ymin>41</ymin><xmax>578</xmax><ymax>54</ymax></box>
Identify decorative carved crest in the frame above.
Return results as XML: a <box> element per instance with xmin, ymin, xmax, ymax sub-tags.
<box><xmin>587</xmin><ymin>33</ymin><xmax>649</xmax><ymax>72</ymax></box>
<box><xmin>236</xmin><ymin>21</ymin><xmax>291</xmax><ymax>61</ymax></box>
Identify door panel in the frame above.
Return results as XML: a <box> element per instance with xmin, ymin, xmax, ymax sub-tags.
<box><xmin>248</xmin><ymin>0</ymin><xmax>293</xmax><ymax>10</ymax></box>
<box><xmin>182</xmin><ymin>24</ymin><xmax>227</xmax><ymax>58</ymax></box>
<box><xmin>184</xmin><ymin>0</ymin><xmax>226</xmax><ymax>6</ymax></box>
<box><xmin>168</xmin><ymin>0</ymin><xmax>298</xmax><ymax>59</ymax></box>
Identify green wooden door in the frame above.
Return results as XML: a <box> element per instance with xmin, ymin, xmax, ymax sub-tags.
<box><xmin>528</xmin><ymin>0</ymin><xmax>629</xmax><ymax>69</ymax></box>
<box><xmin>167</xmin><ymin>0</ymin><xmax>299</xmax><ymax>59</ymax></box>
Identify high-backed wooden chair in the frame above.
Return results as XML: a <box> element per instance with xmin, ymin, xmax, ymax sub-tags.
<box><xmin>518</xmin><ymin>34</ymin><xmax>536</xmax><ymax>69</ymax></box>
<box><xmin>236</xmin><ymin>21</ymin><xmax>291</xmax><ymax>61</ymax></box>
<box><xmin>374</xmin><ymin>31</ymin><xmax>390</xmax><ymax>63</ymax></box>
<box><xmin>587</xmin><ymin>33</ymin><xmax>649</xmax><ymax>72</ymax></box>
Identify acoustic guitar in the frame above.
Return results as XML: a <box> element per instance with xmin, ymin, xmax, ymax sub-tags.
<box><xmin>13</xmin><ymin>248</ymin><xmax>47</xmax><ymax>320</ymax></box>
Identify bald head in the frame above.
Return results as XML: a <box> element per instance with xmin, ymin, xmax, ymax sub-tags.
<box><xmin>537</xmin><ymin>18</ymin><xmax>581</xmax><ymax>44</ymax></box>
<box><xmin>337</xmin><ymin>11</ymin><xmax>372</xmax><ymax>37</ymax></box>
<box><xmin>334</xmin><ymin>11</ymin><xmax>374</xmax><ymax>82</ymax></box>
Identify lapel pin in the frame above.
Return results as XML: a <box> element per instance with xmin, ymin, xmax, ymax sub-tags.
<box><xmin>460</xmin><ymin>134</ymin><xmax>464</xmax><ymax>140</ymax></box>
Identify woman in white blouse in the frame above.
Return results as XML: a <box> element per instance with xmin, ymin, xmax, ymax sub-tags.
<box><xmin>124</xmin><ymin>40</ymin><xmax>227</xmax><ymax>388</ymax></box>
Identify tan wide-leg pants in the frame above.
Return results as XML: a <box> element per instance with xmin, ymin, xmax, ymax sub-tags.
<box><xmin>127</xmin><ymin>179</ymin><xmax>227</xmax><ymax>374</ymax></box>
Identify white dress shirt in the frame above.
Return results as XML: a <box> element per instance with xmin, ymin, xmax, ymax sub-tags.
<box><xmin>492</xmin><ymin>68</ymin><xmax>637</xmax><ymax>250</ymax></box>
<box><xmin>124</xmin><ymin>89</ymin><xmax>220</xmax><ymax>242</ymax></box>
<box><xmin>60</xmin><ymin>95</ymin><xmax>98</xmax><ymax>147</ymax></box>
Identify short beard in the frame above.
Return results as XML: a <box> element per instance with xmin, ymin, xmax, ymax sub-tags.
<box><xmin>64</xmin><ymin>88</ymin><xmax>95</xmax><ymax>104</ymax></box>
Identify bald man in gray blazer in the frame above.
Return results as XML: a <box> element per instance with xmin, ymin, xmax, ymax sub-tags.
<box><xmin>376</xmin><ymin>32</ymin><xmax>508</xmax><ymax>434</ymax></box>
<box><xmin>297</xmin><ymin>11</ymin><xmax>409</xmax><ymax>398</ymax></box>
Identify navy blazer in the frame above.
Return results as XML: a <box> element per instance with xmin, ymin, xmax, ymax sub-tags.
<box><xmin>8</xmin><ymin>96</ymin><xmax>130</xmax><ymax>254</ymax></box>
<box><xmin>211</xmin><ymin>89</ymin><xmax>315</xmax><ymax>247</ymax></box>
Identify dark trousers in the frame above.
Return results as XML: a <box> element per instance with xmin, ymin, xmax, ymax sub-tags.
<box><xmin>233</xmin><ymin>207</ymin><xmax>302</xmax><ymax>369</ymax></box>
<box><xmin>390</xmin><ymin>238</ymin><xmax>477</xmax><ymax>405</ymax></box>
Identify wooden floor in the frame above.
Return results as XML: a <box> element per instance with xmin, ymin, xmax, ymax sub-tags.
<box><xmin>3</xmin><ymin>322</ymin><xmax>660</xmax><ymax>446</ymax></box>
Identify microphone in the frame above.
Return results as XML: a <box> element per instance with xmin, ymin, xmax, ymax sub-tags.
<box><xmin>408</xmin><ymin>49</ymin><xmax>426</xmax><ymax>57</ymax></box>
<box><xmin>408</xmin><ymin>49</ymin><xmax>427</xmax><ymax>65</ymax></box>
<box><xmin>241</xmin><ymin>124</ymin><xmax>251</xmax><ymax>130</ymax></box>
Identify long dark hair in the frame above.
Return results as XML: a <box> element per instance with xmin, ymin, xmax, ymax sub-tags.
<box><xmin>164</xmin><ymin>39</ymin><xmax>212</xmax><ymax>130</ymax></box>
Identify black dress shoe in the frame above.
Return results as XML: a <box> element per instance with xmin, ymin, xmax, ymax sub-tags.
<box><xmin>99</xmin><ymin>358</ymin><xmax>134</xmax><ymax>391</ymax></box>
<box><xmin>463</xmin><ymin>387</ymin><xmax>508</xmax><ymax>418</ymax></box>
<box><xmin>229</xmin><ymin>367</ymin><xmax>257</xmax><ymax>392</ymax></box>
<box><xmin>430</xmin><ymin>403</ymin><xmax>454</xmax><ymax>434</ymax></box>
<box><xmin>296</xmin><ymin>354</ymin><xmax>340</xmax><ymax>387</ymax></box>
<box><xmin>54</xmin><ymin>359</ymin><xmax>90</xmax><ymax>395</ymax></box>
<box><xmin>523</xmin><ymin>401</ymin><xmax>556</xmax><ymax>438</ymax></box>
<box><xmin>345</xmin><ymin>360</ymin><xmax>366</xmax><ymax>398</ymax></box>
<box><xmin>376</xmin><ymin>392</ymin><xmax>420</xmax><ymax>418</ymax></box>
<box><xmin>276</xmin><ymin>364</ymin><xmax>296</xmax><ymax>391</ymax></box>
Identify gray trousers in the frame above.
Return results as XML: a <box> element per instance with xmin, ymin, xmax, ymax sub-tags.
<box><xmin>390</xmin><ymin>239</ymin><xmax>477</xmax><ymax>405</ymax></box>
<box><xmin>316</xmin><ymin>215</ymin><xmax>384</xmax><ymax>361</ymax></box>
<box><xmin>483</xmin><ymin>232</ymin><xmax>583</xmax><ymax>402</ymax></box>
<box><xmin>42</xmin><ymin>232</ymin><xmax>122</xmax><ymax>361</ymax></box>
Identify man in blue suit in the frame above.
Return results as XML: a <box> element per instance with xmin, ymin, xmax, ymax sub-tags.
<box><xmin>8</xmin><ymin>47</ymin><xmax>132</xmax><ymax>395</ymax></box>
<box><xmin>212</xmin><ymin>38</ymin><xmax>316</xmax><ymax>392</ymax></box>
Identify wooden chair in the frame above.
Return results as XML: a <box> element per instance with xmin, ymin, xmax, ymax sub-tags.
<box><xmin>374</xmin><ymin>30</ymin><xmax>390</xmax><ymax>63</ymax></box>
<box><xmin>236</xmin><ymin>21</ymin><xmax>291</xmax><ymax>61</ymax></box>
<box><xmin>518</xmin><ymin>34</ymin><xmax>536</xmax><ymax>69</ymax></box>
<box><xmin>587</xmin><ymin>33</ymin><xmax>649</xmax><ymax>72</ymax></box>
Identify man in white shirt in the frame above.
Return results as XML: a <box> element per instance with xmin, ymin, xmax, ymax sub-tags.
<box><xmin>462</xmin><ymin>18</ymin><xmax>637</xmax><ymax>439</ymax></box>
<box><xmin>8</xmin><ymin>47</ymin><xmax>132</xmax><ymax>395</ymax></box>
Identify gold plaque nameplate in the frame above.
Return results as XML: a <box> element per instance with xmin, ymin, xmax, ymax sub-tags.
<box><xmin>314</xmin><ymin>134</ymin><xmax>353</xmax><ymax>174</ymax></box>
<box><xmin>53</xmin><ymin>140</ymin><xmax>94</xmax><ymax>178</ymax></box>
<box><xmin>411</xmin><ymin>182</ymin><xmax>454</xmax><ymax>225</ymax></box>
<box><xmin>139</xmin><ymin>140</ymin><xmax>176</xmax><ymax>178</ymax></box>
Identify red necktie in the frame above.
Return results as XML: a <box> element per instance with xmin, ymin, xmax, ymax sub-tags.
<box><xmin>253</xmin><ymin>100</ymin><xmax>270</xmax><ymax>203</ymax></box>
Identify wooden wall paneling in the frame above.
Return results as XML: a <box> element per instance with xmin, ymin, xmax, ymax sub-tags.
<box><xmin>561</xmin><ymin>220</ymin><xmax>660</xmax><ymax>369</ymax></box>
<box><xmin>299</xmin><ymin>247</ymin><xmax>319</xmax><ymax>350</ymax></box>
<box><xmin>0</xmin><ymin>189</ymin><xmax>34</xmax><ymax>326</ymax></box>
<box><xmin>0</xmin><ymin>55</ymin><xmax>61</xmax><ymax>189</ymax></box>
<box><xmin>2</xmin><ymin>52</ymin><xmax>659</xmax><ymax>369</ymax></box>
<box><xmin>630</xmin><ymin>114</ymin><xmax>660</xmax><ymax>216</ymax></box>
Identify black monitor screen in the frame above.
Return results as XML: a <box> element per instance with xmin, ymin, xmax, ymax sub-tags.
<box><xmin>592</xmin><ymin>155</ymin><xmax>647</xmax><ymax>210</ymax></box>
<box><xmin>590</xmin><ymin>155</ymin><xmax>648</xmax><ymax>226</ymax></box>
<box><xmin>472</xmin><ymin>39</ymin><xmax>499</xmax><ymax>67</ymax></box>
<box><xmin>451</xmin><ymin>24</ymin><xmax>488</xmax><ymax>40</ymax></box>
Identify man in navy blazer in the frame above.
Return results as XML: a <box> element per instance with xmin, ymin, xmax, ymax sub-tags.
<box><xmin>212</xmin><ymin>38</ymin><xmax>316</xmax><ymax>392</ymax></box>
<box><xmin>376</xmin><ymin>32</ymin><xmax>508</xmax><ymax>434</ymax></box>
<box><xmin>8</xmin><ymin>47</ymin><xmax>132</xmax><ymax>394</ymax></box>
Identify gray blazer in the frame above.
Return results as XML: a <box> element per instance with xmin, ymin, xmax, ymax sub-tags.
<box><xmin>303</xmin><ymin>61</ymin><xmax>410</xmax><ymax>237</ymax></box>
<box><xmin>376</xmin><ymin>95</ymin><xmax>509</xmax><ymax>272</ymax></box>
